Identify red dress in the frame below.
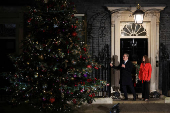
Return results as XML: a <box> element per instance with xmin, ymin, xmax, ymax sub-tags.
<box><xmin>139</xmin><ymin>63</ymin><xmax>152</xmax><ymax>83</ymax></box>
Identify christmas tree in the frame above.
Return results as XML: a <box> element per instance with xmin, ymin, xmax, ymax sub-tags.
<box><xmin>4</xmin><ymin>0</ymin><xmax>108</xmax><ymax>112</ymax></box>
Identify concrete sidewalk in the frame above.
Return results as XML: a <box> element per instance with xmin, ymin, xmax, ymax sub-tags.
<box><xmin>74</xmin><ymin>103</ymin><xmax>170</xmax><ymax>113</ymax></box>
<box><xmin>1</xmin><ymin>98</ymin><xmax>170</xmax><ymax>113</ymax></box>
<box><xmin>73</xmin><ymin>98</ymin><xmax>170</xmax><ymax>113</ymax></box>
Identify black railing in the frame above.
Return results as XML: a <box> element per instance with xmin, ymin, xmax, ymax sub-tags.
<box><xmin>161</xmin><ymin>60</ymin><xmax>170</xmax><ymax>96</ymax></box>
<box><xmin>92</xmin><ymin>44</ymin><xmax>111</xmax><ymax>97</ymax></box>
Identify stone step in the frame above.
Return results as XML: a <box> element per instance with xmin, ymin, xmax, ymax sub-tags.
<box><xmin>90</xmin><ymin>94</ymin><xmax>166</xmax><ymax>104</ymax></box>
<box><xmin>165</xmin><ymin>97</ymin><xmax>170</xmax><ymax>103</ymax></box>
<box><xmin>92</xmin><ymin>98</ymin><xmax>113</xmax><ymax>104</ymax></box>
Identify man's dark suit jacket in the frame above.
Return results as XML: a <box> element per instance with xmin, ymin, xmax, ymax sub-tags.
<box><xmin>112</xmin><ymin>60</ymin><xmax>133</xmax><ymax>86</ymax></box>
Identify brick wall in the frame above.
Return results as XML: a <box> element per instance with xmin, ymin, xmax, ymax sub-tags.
<box><xmin>73</xmin><ymin>0</ymin><xmax>170</xmax><ymax>57</ymax></box>
<box><xmin>72</xmin><ymin>0</ymin><xmax>170</xmax><ymax>92</ymax></box>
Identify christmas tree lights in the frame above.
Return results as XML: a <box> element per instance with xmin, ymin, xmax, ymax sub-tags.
<box><xmin>3</xmin><ymin>0</ymin><xmax>108</xmax><ymax>113</ymax></box>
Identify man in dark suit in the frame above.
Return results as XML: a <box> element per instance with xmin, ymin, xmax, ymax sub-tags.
<box><xmin>110</xmin><ymin>53</ymin><xmax>136</xmax><ymax>100</ymax></box>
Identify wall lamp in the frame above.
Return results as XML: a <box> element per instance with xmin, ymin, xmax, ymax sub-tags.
<box><xmin>133</xmin><ymin>4</ymin><xmax>145</xmax><ymax>24</ymax></box>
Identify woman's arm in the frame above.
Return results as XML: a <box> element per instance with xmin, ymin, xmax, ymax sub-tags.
<box><xmin>148</xmin><ymin>63</ymin><xmax>152</xmax><ymax>81</ymax></box>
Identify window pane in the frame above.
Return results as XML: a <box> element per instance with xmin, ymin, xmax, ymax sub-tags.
<box><xmin>0</xmin><ymin>24</ymin><xmax>16</xmax><ymax>37</ymax></box>
<box><xmin>121</xmin><ymin>23</ymin><xmax>147</xmax><ymax>36</ymax></box>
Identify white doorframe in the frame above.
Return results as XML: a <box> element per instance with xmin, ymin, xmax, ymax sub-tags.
<box><xmin>106</xmin><ymin>4</ymin><xmax>165</xmax><ymax>94</ymax></box>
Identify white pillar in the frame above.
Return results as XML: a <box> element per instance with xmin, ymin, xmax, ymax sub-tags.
<box><xmin>114</xmin><ymin>14</ymin><xmax>120</xmax><ymax>89</ymax></box>
<box><xmin>156</xmin><ymin>21</ymin><xmax>160</xmax><ymax>93</ymax></box>
<box><xmin>150</xmin><ymin>15</ymin><xmax>157</xmax><ymax>92</ymax></box>
<box><xmin>111</xmin><ymin>19</ymin><xmax>115</xmax><ymax>93</ymax></box>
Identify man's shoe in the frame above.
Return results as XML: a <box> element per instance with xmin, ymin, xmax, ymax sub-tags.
<box><xmin>133</xmin><ymin>98</ymin><xmax>136</xmax><ymax>101</ymax></box>
<box><xmin>122</xmin><ymin>98</ymin><xmax>128</xmax><ymax>100</ymax></box>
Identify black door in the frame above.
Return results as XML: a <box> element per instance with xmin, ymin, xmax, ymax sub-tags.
<box><xmin>120</xmin><ymin>38</ymin><xmax>148</xmax><ymax>93</ymax></box>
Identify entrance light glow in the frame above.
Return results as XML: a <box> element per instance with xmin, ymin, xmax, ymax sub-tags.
<box><xmin>133</xmin><ymin>4</ymin><xmax>145</xmax><ymax>24</ymax></box>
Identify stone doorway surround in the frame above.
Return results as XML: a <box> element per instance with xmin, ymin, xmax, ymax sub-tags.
<box><xmin>105</xmin><ymin>4</ymin><xmax>166</xmax><ymax>94</ymax></box>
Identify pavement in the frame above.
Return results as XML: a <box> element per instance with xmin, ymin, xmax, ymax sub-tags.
<box><xmin>1</xmin><ymin>98</ymin><xmax>170</xmax><ymax>113</ymax></box>
<box><xmin>73</xmin><ymin>98</ymin><xmax>170</xmax><ymax>113</ymax></box>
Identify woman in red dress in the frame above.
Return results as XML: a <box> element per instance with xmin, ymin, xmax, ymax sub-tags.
<box><xmin>139</xmin><ymin>55</ymin><xmax>152</xmax><ymax>101</ymax></box>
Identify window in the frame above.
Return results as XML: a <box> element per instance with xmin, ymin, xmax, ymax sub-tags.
<box><xmin>0</xmin><ymin>24</ymin><xmax>16</xmax><ymax>73</ymax></box>
<box><xmin>0</xmin><ymin>24</ymin><xmax>16</xmax><ymax>37</ymax></box>
<box><xmin>121</xmin><ymin>23</ymin><xmax>147</xmax><ymax>36</ymax></box>
<box><xmin>74</xmin><ymin>14</ymin><xmax>87</xmax><ymax>44</ymax></box>
<box><xmin>0</xmin><ymin>24</ymin><xmax>16</xmax><ymax>54</ymax></box>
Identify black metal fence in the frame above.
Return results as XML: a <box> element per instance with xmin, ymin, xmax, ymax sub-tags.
<box><xmin>92</xmin><ymin>44</ymin><xmax>111</xmax><ymax>97</ymax></box>
<box><xmin>160</xmin><ymin>60</ymin><xmax>170</xmax><ymax>96</ymax></box>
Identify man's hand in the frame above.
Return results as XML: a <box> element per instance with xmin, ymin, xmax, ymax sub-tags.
<box><xmin>110</xmin><ymin>63</ymin><xmax>113</xmax><ymax>67</ymax></box>
<box><xmin>121</xmin><ymin>64</ymin><xmax>125</xmax><ymax>68</ymax></box>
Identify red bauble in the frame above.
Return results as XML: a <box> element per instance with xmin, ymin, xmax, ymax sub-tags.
<box><xmin>72</xmin><ymin>32</ymin><xmax>77</xmax><ymax>37</ymax></box>
<box><xmin>72</xmin><ymin>99</ymin><xmax>76</xmax><ymax>104</ymax></box>
<box><xmin>83</xmin><ymin>47</ymin><xmax>87</xmax><ymax>52</ymax></box>
<box><xmin>94</xmin><ymin>66</ymin><xmax>98</xmax><ymax>70</ymax></box>
<box><xmin>28</xmin><ymin>18</ymin><xmax>31</xmax><ymax>23</ymax></box>
<box><xmin>87</xmin><ymin>65</ymin><xmax>92</xmax><ymax>68</ymax></box>
<box><xmin>80</xmin><ymin>55</ymin><xmax>82</xmax><ymax>58</ymax></box>
<box><xmin>71</xmin><ymin>25</ymin><xmax>77</xmax><ymax>29</ymax></box>
<box><xmin>50</xmin><ymin>98</ymin><xmax>55</xmax><ymax>103</ymax></box>
<box><xmin>74</xmin><ymin>26</ymin><xmax>77</xmax><ymax>29</ymax></box>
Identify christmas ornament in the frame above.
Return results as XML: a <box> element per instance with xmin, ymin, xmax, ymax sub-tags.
<box><xmin>38</xmin><ymin>55</ymin><xmax>44</xmax><ymax>60</ymax></box>
<box><xmin>80</xmin><ymin>55</ymin><xmax>82</xmax><ymax>58</ymax></box>
<box><xmin>28</xmin><ymin>18</ymin><xmax>32</xmax><ymax>23</ymax></box>
<box><xmin>94</xmin><ymin>66</ymin><xmax>98</xmax><ymax>70</ymax></box>
<box><xmin>87</xmin><ymin>65</ymin><xmax>92</xmax><ymax>68</ymax></box>
<box><xmin>72</xmin><ymin>99</ymin><xmax>76</xmax><ymax>104</ymax></box>
<box><xmin>83</xmin><ymin>74</ymin><xmax>87</xmax><ymax>77</ymax></box>
<box><xmin>50</xmin><ymin>98</ymin><xmax>55</xmax><ymax>103</ymax></box>
<box><xmin>71</xmin><ymin>14</ymin><xmax>74</xmax><ymax>17</ymax></box>
<box><xmin>34</xmin><ymin>72</ymin><xmax>38</xmax><ymax>78</ymax></box>
<box><xmin>72</xmin><ymin>31</ymin><xmax>77</xmax><ymax>37</ymax></box>
<box><xmin>83</xmin><ymin>47</ymin><xmax>87</xmax><ymax>52</ymax></box>
<box><xmin>71</xmin><ymin>77</ymin><xmax>74</xmax><ymax>80</ymax></box>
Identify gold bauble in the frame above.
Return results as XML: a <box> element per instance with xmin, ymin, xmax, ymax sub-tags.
<box><xmin>38</xmin><ymin>55</ymin><xmax>44</xmax><ymax>60</ymax></box>
<box><xmin>71</xmin><ymin>77</ymin><xmax>74</xmax><ymax>80</ymax></box>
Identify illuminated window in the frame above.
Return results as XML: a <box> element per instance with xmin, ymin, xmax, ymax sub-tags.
<box><xmin>121</xmin><ymin>23</ymin><xmax>147</xmax><ymax>36</ymax></box>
